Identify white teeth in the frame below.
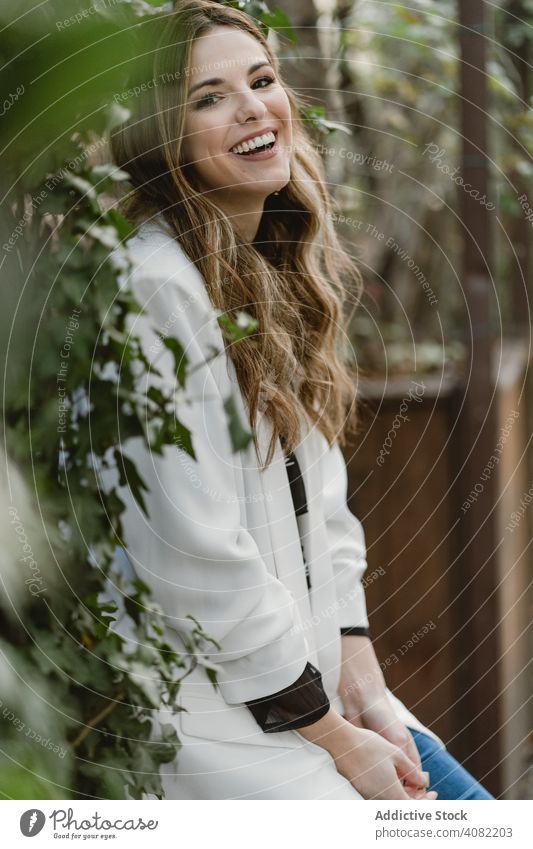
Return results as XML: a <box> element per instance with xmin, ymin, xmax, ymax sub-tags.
<box><xmin>231</xmin><ymin>131</ymin><xmax>276</xmax><ymax>155</ymax></box>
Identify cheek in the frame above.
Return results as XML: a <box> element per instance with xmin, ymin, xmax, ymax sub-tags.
<box><xmin>186</xmin><ymin>118</ymin><xmax>227</xmax><ymax>154</ymax></box>
<box><xmin>273</xmin><ymin>92</ymin><xmax>292</xmax><ymax>134</ymax></box>
<box><xmin>181</xmin><ymin>126</ymin><xmax>233</xmax><ymax>185</ymax></box>
<box><xmin>181</xmin><ymin>120</ymin><xmax>213</xmax><ymax>165</ymax></box>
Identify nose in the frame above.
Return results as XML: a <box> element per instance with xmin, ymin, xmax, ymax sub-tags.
<box><xmin>233</xmin><ymin>87</ymin><xmax>268</xmax><ymax>124</ymax></box>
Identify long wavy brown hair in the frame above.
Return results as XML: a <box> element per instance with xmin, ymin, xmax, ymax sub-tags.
<box><xmin>110</xmin><ymin>0</ymin><xmax>362</xmax><ymax>469</ymax></box>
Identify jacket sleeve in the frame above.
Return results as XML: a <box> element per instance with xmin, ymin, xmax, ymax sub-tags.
<box><xmin>319</xmin><ymin>436</ymin><xmax>370</xmax><ymax>633</ymax></box>
<box><xmin>107</xmin><ymin>244</ymin><xmax>310</xmax><ymax>705</ymax></box>
<box><xmin>245</xmin><ymin>660</ymin><xmax>330</xmax><ymax>732</ymax></box>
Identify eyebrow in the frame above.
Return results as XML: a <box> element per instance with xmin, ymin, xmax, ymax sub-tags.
<box><xmin>187</xmin><ymin>61</ymin><xmax>273</xmax><ymax>97</ymax></box>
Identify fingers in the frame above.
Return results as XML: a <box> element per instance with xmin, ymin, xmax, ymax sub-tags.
<box><xmin>405</xmin><ymin>785</ymin><xmax>438</xmax><ymax>800</ymax></box>
<box><xmin>394</xmin><ymin>749</ymin><xmax>427</xmax><ymax>789</ymax></box>
<box><xmin>380</xmin><ymin>723</ymin><xmax>423</xmax><ymax>777</ymax></box>
<box><xmin>404</xmin><ymin>768</ymin><xmax>430</xmax><ymax>791</ymax></box>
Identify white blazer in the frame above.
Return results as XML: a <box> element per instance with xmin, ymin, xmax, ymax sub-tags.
<box><xmin>102</xmin><ymin>214</ymin><xmax>441</xmax><ymax>792</ymax></box>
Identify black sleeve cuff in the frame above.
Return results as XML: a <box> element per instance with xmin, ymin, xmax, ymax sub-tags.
<box><xmin>340</xmin><ymin>626</ymin><xmax>371</xmax><ymax>637</ymax></box>
<box><xmin>245</xmin><ymin>661</ymin><xmax>330</xmax><ymax>733</ymax></box>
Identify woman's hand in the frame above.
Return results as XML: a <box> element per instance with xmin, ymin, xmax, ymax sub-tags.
<box><xmin>296</xmin><ymin>706</ymin><xmax>436</xmax><ymax>800</ymax></box>
<box><xmin>345</xmin><ymin>693</ymin><xmax>424</xmax><ymax>780</ymax></box>
<box><xmin>338</xmin><ymin>634</ymin><xmax>431</xmax><ymax>793</ymax></box>
<box><xmin>330</xmin><ymin>724</ymin><xmax>436</xmax><ymax>800</ymax></box>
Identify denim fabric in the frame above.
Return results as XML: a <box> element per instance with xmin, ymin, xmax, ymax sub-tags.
<box><xmin>409</xmin><ymin>728</ymin><xmax>495</xmax><ymax>800</ymax></box>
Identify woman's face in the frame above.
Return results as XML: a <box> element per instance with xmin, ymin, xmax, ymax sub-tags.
<box><xmin>181</xmin><ymin>26</ymin><xmax>293</xmax><ymax>208</ymax></box>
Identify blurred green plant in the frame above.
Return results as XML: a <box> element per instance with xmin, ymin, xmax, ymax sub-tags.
<box><xmin>226</xmin><ymin>0</ymin><xmax>297</xmax><ymax>43</ymax></box>
<box><xmin>327</xmin><ymin>0</ymin><xmax>533</xmax><ymax>374</ymax></box>
<box><xmin>0</xmin><ymin>0</ymin><xmax>265</xmax><ymax>800</ymax></box>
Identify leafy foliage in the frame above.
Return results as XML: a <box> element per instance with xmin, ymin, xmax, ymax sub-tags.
<box><xmin>326</xmin><ymin>0</ymin><xmax>533</xmax><ymax>373</ymax></box>
<box><xmin>226</xmin><ymin>0</ymin><xmax>297</xmax><ymax>43</ymax></box>
<box><xmin>0</xmin><ymin>0</ymin><xmax>262</xmax><ymax>799</ymax></box>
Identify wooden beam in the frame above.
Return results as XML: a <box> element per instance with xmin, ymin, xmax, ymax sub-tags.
<box><xmin>456</xmin><ymin>0</ymin><xmax>503</xmax><ymax>796</ymax></box>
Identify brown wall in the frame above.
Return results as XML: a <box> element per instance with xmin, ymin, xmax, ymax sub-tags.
<box><xmin>344</xmin><ymin>374</ymin><xmax>463</xmax><ymax>750</ymax></box>
<box><xmin>343</xmin><ymin>352</ymin><xmax>531</xmax><ymax>797</ymax></box>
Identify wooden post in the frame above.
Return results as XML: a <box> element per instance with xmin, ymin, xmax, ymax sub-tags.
<box><xmin>455</xmin><ymin>0</ymin><xmax>502</xmax><ymax>795</ymax></box>
<box><xmin>506</xmin><ymin>0</ymin><xmax>532</xmax><ymax>329</ymax></box>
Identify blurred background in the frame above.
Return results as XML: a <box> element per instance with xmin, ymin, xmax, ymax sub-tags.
<box><xmin>1</xmin><ymin>0</ymin><xmax>531</xmax><ymax>799</ymax></box>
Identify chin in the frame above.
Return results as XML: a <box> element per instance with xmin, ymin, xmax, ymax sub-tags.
<box><xmin>243</xmin><ymin>173</ymin><xmax>290</xmax><ymax>196</ymax></box>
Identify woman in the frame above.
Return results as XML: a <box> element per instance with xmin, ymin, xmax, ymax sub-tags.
<box><xmin>108</xmin><ymin>0</ymin><xmax>493</xmax><ymax>800</ymax></box>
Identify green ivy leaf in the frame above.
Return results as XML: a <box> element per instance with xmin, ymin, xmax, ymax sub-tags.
<box><xmin>224</xmin><ymin>394</ymin><xmax>253</xmax><ymax>452</ymax></box>
<box><xmin>161</xmin><ymin>336</ymin><xmax>188</xmax><ymax>386</ymax></box>
<box><xmin>107</xmin><ymin>208</ymin><xmax>136</xmax><ymax>242</ymax></box>
<box><xmin>261</xmin><ymin>8</ymin><xmax>297</xmax><ymax>44</ymax></box>
<box><xmin>113</xmin><ymin>449</ymin><xmax>149</xmax><ymax>517</ymax></box>
<box><xmin>217</xmin><ymin>310</ymin><xmax>258</xmax><ymax>343</ymax></box>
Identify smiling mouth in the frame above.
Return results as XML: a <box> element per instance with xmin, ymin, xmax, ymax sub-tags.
<box><xmin>230</xmin><ymin>130</ymin><xmax>277</xmax><ymax>155</ymax></box>
<box><xmin>236</xmin><ymin>140</ymin><xmax>275</xmax><ymax>155</ymax></box>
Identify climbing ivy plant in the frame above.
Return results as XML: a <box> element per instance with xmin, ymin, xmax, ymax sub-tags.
<box><xmin>0</xmin><ymin>0</ymin><xmax>286</xmax><ymax>799</ymax></box>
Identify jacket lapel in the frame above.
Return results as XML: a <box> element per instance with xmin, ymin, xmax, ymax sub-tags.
<box><xmin>293</xmin><ymin>428</ymin><xmax>331</xmax><ymax>608</ymax></box>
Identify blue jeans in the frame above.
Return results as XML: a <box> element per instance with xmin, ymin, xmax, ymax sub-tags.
<box><xmin>409</xmin><ymin>728</ymin><xmax>495</xmax><ymax>799</ymax></box>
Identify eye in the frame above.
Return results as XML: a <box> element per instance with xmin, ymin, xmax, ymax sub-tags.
<box><xmin>194</xmin><ymin>76</ymin><xmax>276</xmax><ymax>109</ymax></box>
<box><xmin>194</xmin><ymin>92</ymin><xmax>221</xmax><ymax>109</ymax></box>
<box><xmin>252</xmin><ymin>75</ymin><xmax>276</xmax><ymax>89</ymax></box>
